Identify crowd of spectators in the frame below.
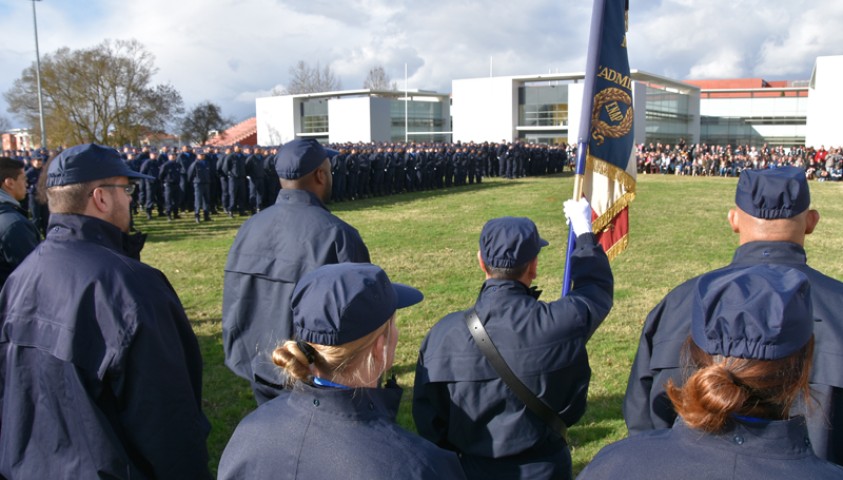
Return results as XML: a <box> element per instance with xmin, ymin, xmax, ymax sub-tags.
<box><xmin>636</xmin><ymin>140</ymin><xmax>843</xmax><ymax>181</ymax></box>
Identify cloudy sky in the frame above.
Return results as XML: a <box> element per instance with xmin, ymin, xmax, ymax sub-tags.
<box><xmin>1</xmin><ymin>0</ymin><xmax>841</xmax><ymax>128</ymax></box>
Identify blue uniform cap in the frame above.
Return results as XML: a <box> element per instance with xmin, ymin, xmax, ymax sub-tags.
<box><xmin>691</xmin><ymin>264</ymin><xmax>813</xmax><ymax>360</ymax></box>
<box><xmin>47</xmin><ymin>143</ymin><xmax>154</xmax><ymax>187</ymax></box>
<box><xmin>275</xmin><ymin>138</ymin><xmax>339</xmax><ymax>180</ymax></box>
<box><xmin>292</xmin><ymin>263</ymin><xmax>423</xmax><ymax>346</ymax></box>
<box><xmin>735</xmin><ymin>166</ymin><xmax>810</xmax><ymax>219</ymax></box>
<box><xmin>479</xmin><ymin>217</ymin><xmax>548</xmax><ymax>269</ymax></box>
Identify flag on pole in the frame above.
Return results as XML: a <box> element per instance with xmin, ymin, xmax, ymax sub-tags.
<box><xmin>576</xmin><ymin>0</ymin><xmax>636</xmax><ymax>261</ymax></box>
<box><xmin>562</xmin><ymin>0</ymin><xmax>634</xmax><ymax>294</ymax></box>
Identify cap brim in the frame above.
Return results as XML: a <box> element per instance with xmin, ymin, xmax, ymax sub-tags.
<box><xmin>538</xmin><ymin>238</ymin><xmax>549</xmax><ymax>248</ymax></box>
<box><xmin>393</xmin><ymin>283</ymin><xmax>424</xmax><ymax>309</ymax></box>
<box><xmin>324</xmin><ymin>148</ymin><xmax>340</xmax><ymax>158</ymax></box>
<box><xmin>127</xmin><ymin>171</ymin><xmax>155</xmax><ymax>181</ymax></box>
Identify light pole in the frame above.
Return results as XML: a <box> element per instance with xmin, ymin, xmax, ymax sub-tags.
<box><xmin>31</xmin><ymin>0</ymin><xmax>47</xmax><ymax>149</ymax></box>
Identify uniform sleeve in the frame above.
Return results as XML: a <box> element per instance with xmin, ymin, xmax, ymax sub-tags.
<box><xmin>1</xmin><ymin>219</ymin><xmax>40</xmax><ymax>269</ymax></box>
<box><xmin>334</xmin><ymin>226</ymin><xmax>371</xmax><ymax>264</ymax></box>
<box><xmin>564</xmin><ymin>233</ymin><xmax>613</xmax><ymax>339</ymax></box>
<box><xmin>622</xmin><ymin>300</ymin><xmax>664</xmax><ymax>434</ymax></box>
<box><xmin>412</xmin><ymin>350</ymin><xmax>455</xmax><ymax>451</ymax></box>
<box><xmin>623</xmin><ymin>298</ymin><xmax>683</xmax><ymax>435</ymax></box>
<box><xmin>113</xmin><ymin>294</ymin><xmax>212</xmax><ymax>479</ymax></box>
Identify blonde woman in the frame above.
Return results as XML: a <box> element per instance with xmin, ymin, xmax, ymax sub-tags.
<box><xmin>219</xmin><ymin>263</ymin><xmax>465</xmax><ymax>480</ymax></box>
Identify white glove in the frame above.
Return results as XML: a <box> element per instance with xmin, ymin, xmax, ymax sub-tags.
<box><xmin>564</xmin><ymin>198</ymin><xmax>593</xmax><ymax>236</ymax></box>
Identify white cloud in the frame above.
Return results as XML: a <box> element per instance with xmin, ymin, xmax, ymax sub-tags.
<box><xmin>2</xmin><ymin>0</ymin><xmax>843</xmax><ymax>130</ymax></box>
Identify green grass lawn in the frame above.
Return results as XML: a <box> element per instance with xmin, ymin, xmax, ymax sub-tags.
<box><xmin>134</xmin><ymin>173</ymin><xmax>843</xmax><ymax>475</ymax></box>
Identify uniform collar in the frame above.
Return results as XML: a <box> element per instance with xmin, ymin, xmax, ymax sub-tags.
<box><xmin>0</xmin><ymin>188</ymin><xmax>21</xmax><ymax>208</ymax></box>
<box><xmin>673</xmin><ymin>416</ymin><xmax>813</xmax><ymax>458</ymax></box>
<box><xmin>46</xmin><ymin>213</ymin><xmax>147</xmax><ymax>260</ymax></box>
<box><xmin>479</xmin><ymin>278</ymin><xmax>542</xmax><ymax>300</ymax></box>
<box><xmin>732</xmin><ymin>241</ymin><xmax>807</xmax><ymax>266</ymax></box>
<box><xmin>288</xmin><ymin>378</ymin><xmax>403</xmax><ymax>422</ymax></box>
<box><xmin>275</xmin><ymin>188</ymin><xmax>328</xmax><ymax>212</ymax></box>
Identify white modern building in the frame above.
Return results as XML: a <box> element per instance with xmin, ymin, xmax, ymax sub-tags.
<box><xmin>254</xmin><ymin>56</ymin><xmax>843</xmax><ymax>148</ymax></box>
<box><xmin>255</xmin><ymin>89</ymin><xmax>450</xmax><ymax>145</ymax></box>
<box><xmin>686</xmin><ymin>78</ymin><xmax>809</xmax><ymax>147</ymax></box>
<box><xmin>806</xmin><ymin>56</ymin><xmax>843</xmax><ymax>148</ymax></box>
<box><xmin>451</xmin><ymin>70</ymin><xmax>700</xmax><ymax>146</ymax></box>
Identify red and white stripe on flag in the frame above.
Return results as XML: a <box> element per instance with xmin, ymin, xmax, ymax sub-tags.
<box><xmin>583</xmin><ymin>149</ymin><xmax>636</xmax><ymax>260</ymax></box>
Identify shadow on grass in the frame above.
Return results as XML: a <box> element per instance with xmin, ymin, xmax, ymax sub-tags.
<box><xmin>132</xmin><ymin>214</ymin><xmax>244</xmax><ymax>244</ymax></box>
<box><xmin>330</xmin><ymin>176</ymin><xmax>544</xmax><ymax>214</ymax></box>
<box><xmin>569</xmin><ymin>392</ymin><xmax>627</xmax><ymax>474</ymax></box>
<box><xmin>194</xmin><ymin>322</ymin><xmax>256</xmax><ymax>475</ymax></box>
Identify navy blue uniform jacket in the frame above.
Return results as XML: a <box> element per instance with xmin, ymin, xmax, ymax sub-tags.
<box><xmin>222</xmin><ymin>189</ymin><xmax>370</xmax><ymax>401</ymax></box>
<box><xmin>0</xmin><ymin>214</ymin><xmax>211</xmax><ymax>479</ymax></box>
<box><xmin>218</xmin><ymin>381</ymin><xmax>466</xmax><ymax>480</ymax></box>
<box><xmin>413</xmin><ymin>233</ymin><xmax>613</xmax><ymax>479</ymax></box>
<box><xmin>0</xmin><ymin>192</ymin><xmax>40</xmax><ymax>289</ymax></box>
<box><xmin>624</xmin><ymin>241</ymin><xmax>843</xmax><ymax>465</ymax></box>
<box><xmin>578</xmin><ymin>417</ymin><xmax>843</xmax><ymax>479</ymax></box>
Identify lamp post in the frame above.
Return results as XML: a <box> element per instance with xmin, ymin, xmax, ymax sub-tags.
<box><xmin>30</xmin><ymin>0</ymin><xmax>47</xmax><ymax>149</ymax></box>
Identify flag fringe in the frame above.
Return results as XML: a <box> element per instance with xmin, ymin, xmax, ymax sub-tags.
<box><xmin>604</xmin><ymin>232</ymin><xmax>629</xmax><ymax>261</ymax></box>
<box><xmin>586</xmin><ymin>154</ymin><xmax>636</xmax><ymax>234</ymax></box>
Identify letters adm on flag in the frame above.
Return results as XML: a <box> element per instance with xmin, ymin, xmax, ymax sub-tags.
<box><xmin>581</xmin><ymin>0</ymin><xmax>636</xmax><ymax>261</ymax></box>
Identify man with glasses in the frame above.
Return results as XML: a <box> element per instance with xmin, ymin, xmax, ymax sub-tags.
<box><xmin>0</xmin><ymin>144</ymin><xmax>212</xmax><ymax>479</ymax></box>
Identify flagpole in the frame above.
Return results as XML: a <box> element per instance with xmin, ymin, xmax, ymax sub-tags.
<box><xmin>563</xmin><ymin>0</ymin><xmax>607</xmax><ymax>296</ymax></box>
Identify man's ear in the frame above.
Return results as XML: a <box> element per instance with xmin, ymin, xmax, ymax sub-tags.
<box><xmin>313</xmin><ymin>165</ymin><xmax>326</xmax><ymax>185</ymax></box>
<box><xmin>727</xmin><ymin>207</ymin><xmax>740</xmax><ymax>233</ymax></box>
<box><xmin>805</xmin><ymin>209</ymin><xmax>820</xmax><ymax>235</ymax></box>
<box><xmin>88</xmin><ymin>187</ymin><xmax>112</xmax><ymax>214</ymax></box>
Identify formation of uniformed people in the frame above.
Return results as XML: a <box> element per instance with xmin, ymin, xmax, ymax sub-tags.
<box><xmin>1</xmin><ymin>139</ymin><xmax>843</xmax><ymax>479</ymax></box>
<box><xmin>328</xmin><ymin>141</ymin><xmax>570</xmax><ymax>201</ymax></box>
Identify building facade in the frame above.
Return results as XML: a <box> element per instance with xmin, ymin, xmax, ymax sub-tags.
<box><xmin>255</xmin><ymin>89</ymin><xmax>450</xmax><ymax>145</ymax></box>
<box><xmin>685</xmin><ymin>78</ymin><xmax>809</xmax><ymax>147</ymax></box>
<box><xmin>253</xmin><ymin>56</ymin><xmax>842</xmax><ymax>148</ymax></box>
<box><xmin>451</xmin><ymin>71</ymin><xmax>700</xmax><ymax>146</ymax></box>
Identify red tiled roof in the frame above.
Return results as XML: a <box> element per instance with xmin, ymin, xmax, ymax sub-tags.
<box><xmin>684</xmin><ymin>78</ymin><xmax>767</xmax><ymax>89</ymax></box>
<box><xmin>685</xmin><ymin>78</ymin><xmax>808</xmax><ymax>99</ymax></box>
<box><xmin>207</xmin><ymin>117</ymin><xmax>257</xmax><ymax>146</ymax></box>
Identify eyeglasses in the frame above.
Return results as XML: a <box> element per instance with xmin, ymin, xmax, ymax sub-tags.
<box><xmin>89</xmin><ymin>184</ymin><xmax>137</xmax><ymax>196</ymax></box>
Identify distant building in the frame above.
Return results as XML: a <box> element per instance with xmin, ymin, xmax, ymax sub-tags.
<box><xmin>451</xmin><ymin>70</ymin><xmax>700</xmax><ymax>146</ymax></box>
<box><xmin>255</xmin><ymin>89</ymin><xmax>451</xmax><ymax>145</ymax></box>
<box><xmin>685</xmin><ymin>78</ymin><xmax>809</xmax><ymax>147</ymax></box>
<box><xmin>206</xmin><ymin>117</ymin><xmax>257</xmax><ymax>147</ymax></box>
<box><xmin>252</xmin><ymin>56</ymin><xmax>841</xmax><ymax>148</ymax></box>
<box><xmin>806</xmin><ymin>55</ymin><xmax>843</xmax><ymax>148</ymax></box>
<box><xmin>1</xmin><ymin>129</ymin><xmax>35</xmax><ymax>151</ymax></box>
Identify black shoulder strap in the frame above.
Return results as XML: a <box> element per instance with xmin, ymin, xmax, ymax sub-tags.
<box><xmin>464</xmin><ymin>308</ymin><xmax>568</xmax><ymax>439</ymax></box>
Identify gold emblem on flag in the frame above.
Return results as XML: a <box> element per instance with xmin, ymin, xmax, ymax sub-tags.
<box><xmin>591</xmin><ymin>87</ymin><xmax>633</xmax><ymax>146</ymax></box>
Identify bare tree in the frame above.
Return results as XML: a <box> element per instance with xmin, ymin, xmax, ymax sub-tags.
<box><xmin>285</xmin><ymin>60</ymin><xmax>342</xmax><ymax>94</ymax></box>
<box><xmin>0</xmin><ymin>116</ymin><xmax>10</xmax><ymax>133</ymax></box>
<box><xmin>179</xmin><ymin>101</ymin><xmax>231</xmax><ymax>145</ymax></box>
<box><xmin>4</xmin><ymin>39</ymin><xmax>183</xmax><ymax>146</ymax></box>
<box><xmin>363</xmin><ymin>65</ymin><xmax>395</xmax><ymax>91</ymax></box>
